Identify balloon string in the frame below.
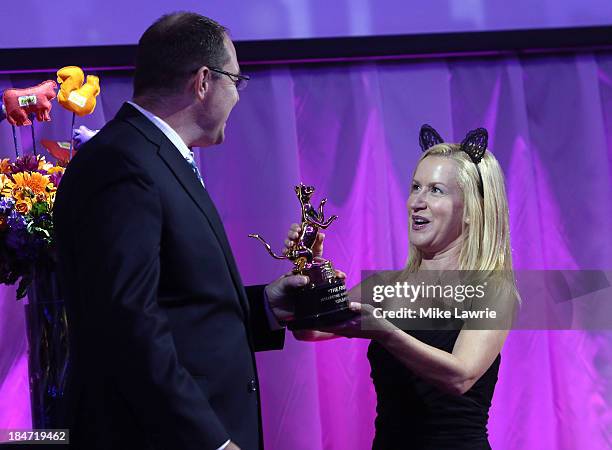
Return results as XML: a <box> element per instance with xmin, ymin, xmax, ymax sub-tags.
<box><xmin>11</xmin><ymin>125</ymin><xmax>19</xmax><ymax>158</ymax></box>
<box><xmin>31</xmin><ymin>120</ymin><xmax>37</xmax><ymax>156</ymax></box>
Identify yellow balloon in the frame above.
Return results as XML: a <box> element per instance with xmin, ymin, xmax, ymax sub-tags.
<box><xmin>56</xmin><ymin>66</ymin><xmax>100</xmax><ymax>116</ymax></box>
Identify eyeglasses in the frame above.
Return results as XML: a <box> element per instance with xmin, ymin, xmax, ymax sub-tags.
<box><xmin>209</xmin><ymin>67</ymin><xmax>250</xmax><ymax>91</ymax></box>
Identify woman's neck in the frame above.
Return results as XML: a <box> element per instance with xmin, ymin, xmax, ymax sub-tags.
<box><xmin>419</xmin><ymin>238</ymin><xmax>462</xmax><ymax>271</ymax></box>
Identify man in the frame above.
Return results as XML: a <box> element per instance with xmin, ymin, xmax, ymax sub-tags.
<box><xmin>54</xmin><ymin>12</ymin><xmax>305</xmax><ymax>450</ymax></box>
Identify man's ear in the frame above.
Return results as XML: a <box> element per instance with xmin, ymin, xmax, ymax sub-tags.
<box><xmin>194</xmin><ymin>66</ymin><xmax>212</xmax><ymax>100</ymax></box>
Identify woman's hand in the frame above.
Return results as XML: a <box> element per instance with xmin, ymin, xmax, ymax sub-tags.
<box><xmin>291</xmin><ymin>302</ymin><xmax>386</xmax><ymax>342</ymax></box>
<box><xmin>283</xmin><ymin>223</ymin><xmax>346</xmax><ymax>278</ymax></box>
<box><xmin>292</xmin><ymin>329</ymin><xmax>338</xmax><ymax>341</ymax></box>
<box><xmin>284</xmin><ymin>223</ymin><xmax>325</xmax><ymax>258</ymax></box>
<box><xmin>318</xmin><ymin>302</ymin><xmax>398</xmax><ymax>341</ymax></box>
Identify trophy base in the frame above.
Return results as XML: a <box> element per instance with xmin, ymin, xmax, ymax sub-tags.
<box><xmin>287</xmin><ymin>305</ymin><xmax>357</xmax><ymax>331</ymax></box>
<box><xmin>287</xmin><ymin>277</ymin><xmax>357</xmax><ymax>331</ymax></box>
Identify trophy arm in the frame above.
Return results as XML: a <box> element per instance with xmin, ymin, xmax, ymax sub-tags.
<box><xmin>248</xmin><ymin>234</ymin><xmax>289</xmax><ymax>260</ymax></box>
<box><xmin>309</xmin><ymin>215</ymin><xmax>338</xmax><ymax>229</ymax></box>
<box><xmin>318</xmin><ymin>198</ymin><xmax>328</xmax><ymax>217</ymax></box>
<box><xmin>322</xmin><ymin>215</ymin><xmax>339</xmax><ymax>228</ymax></box>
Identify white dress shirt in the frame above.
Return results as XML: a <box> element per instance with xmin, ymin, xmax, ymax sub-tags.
<box><xmin>128</xmin><ymin>101</ymin><xmax>192</xmax><ymax>159</ymax></box>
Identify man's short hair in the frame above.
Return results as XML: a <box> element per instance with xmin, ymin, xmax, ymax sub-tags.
<box><xmin>133</xmin><ymin>12</ymin><xmax>229</xmax><ymax>97</ymax></box>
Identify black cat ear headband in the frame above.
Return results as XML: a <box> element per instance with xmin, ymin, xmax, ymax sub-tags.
<box><xmin>418</xmin><ymin>124</ymin><xmax>488</xmax><ymax>197</ymax></box>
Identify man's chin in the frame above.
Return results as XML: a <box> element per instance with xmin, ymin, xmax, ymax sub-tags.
<box><xmin>210</xmin><ymin>126</ymin><xmax>226</xmax><ymax>145</ymax></box>
<box><xmin>193</xmin><ymin>132</ymin><xmax>224</xmax><ymax>148</ymax></box>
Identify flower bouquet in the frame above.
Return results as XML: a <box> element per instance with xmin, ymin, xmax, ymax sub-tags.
<box><xmin>0</xmin><ymin>154</ymin><xmax>64</xmax><ymax>299</ymax></box>
<box><xmin>0</xmin><ymin>67</ymin><xmax>99</xmax><ymax>428</ymax></box>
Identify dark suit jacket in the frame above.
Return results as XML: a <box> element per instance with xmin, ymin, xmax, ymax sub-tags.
<box><xmin>53</xmin><ymin>103</ymin><xmax>284</xmax><ymax>450</ymax></box>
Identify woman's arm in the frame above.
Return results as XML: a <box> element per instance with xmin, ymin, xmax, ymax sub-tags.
<box><xmin>329</xmin><ymin>274</ymin><xmax>517</xmax><ymax>394</ymax></box>
<box><xmin>323</xmin><ymin>300</ymin><xmax>511</xmax><ymax>395</ymax></box>
<box><xmin>293</xmin><ymin>330</ymin><xmax>340</xmax><ymax>341</ymax></box>
<box><xmin>377</xmin><ymin>327</ymin><xmax>508</xmax><ymax>395</ymax></box>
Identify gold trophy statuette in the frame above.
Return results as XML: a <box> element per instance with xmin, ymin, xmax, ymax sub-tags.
<box><xmin>249</xmin><ymin>183</ymin><xmax>353</xmax><ymax>330</ymax></box>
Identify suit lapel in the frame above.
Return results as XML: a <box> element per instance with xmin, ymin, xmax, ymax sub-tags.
<box><xmin>118</xmin><ymin>103</ymin><xmax>251</xmax><ymax>320</ymax></box>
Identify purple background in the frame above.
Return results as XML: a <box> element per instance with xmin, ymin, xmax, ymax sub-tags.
<box><xmin>2</xmin><ymin>42</ymin><xmax>612</xmax><ymax>450</ymax></box>
<box><xmin>1</xmin><ymin>0</ymin><xmax>612</xmax><ymax>48</ymax></box>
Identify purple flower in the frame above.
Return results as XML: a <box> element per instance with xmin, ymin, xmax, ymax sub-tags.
<box><xmin>0</xmin><ymin>197</ymin><xmax>14</xmax><ymax>214</ymax></box>
<box><xmin>7</xmin><ymin>210</ymin><xmax>26</xmax><ymax>230</ymax></box>
<box><xmin>73</xmin><ymin>126</ymin><xmax>99</xmax><ymax>149</ymax></box>
<box><xmin>49</xmin><ymin>171</ymin><xmax>63</xmax><ymax>187</ymax></box>
<box><xmin>12</xmin><ymin>155</ymin><xmax>39</xmax><ymax>172</ymax></box>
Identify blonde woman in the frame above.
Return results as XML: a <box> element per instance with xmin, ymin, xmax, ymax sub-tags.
<box><xmin>288</xmin><ymin>125</ymin><xmax>518</xmax><ymax>450</ymax></box>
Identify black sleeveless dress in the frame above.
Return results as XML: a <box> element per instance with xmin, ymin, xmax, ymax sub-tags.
<box><xmin>367</xmin><ymin>330</ymin><xmax>500</xmax><ymax>450</ymax></box>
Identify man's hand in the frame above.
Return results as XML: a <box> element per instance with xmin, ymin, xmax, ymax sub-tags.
<box><xmin>226</xmin><ymin>441</ymin><xmax>241</xmax><ymax>450</ymax></box>
<box><xmin>264</xmin><ymin>267</ymin><xmax>347</xmax><ymax>325</ymax></box>
<box><xmin>264</xmin><ymin>273</ymin><xmax>310</xmax><ymax>323</ymax></box>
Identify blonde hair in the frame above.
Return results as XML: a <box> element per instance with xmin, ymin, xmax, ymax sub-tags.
<box><xmin>406</xmin><ymin>143</ymin><xmax>513</xmax><ymax>273</ymax></box>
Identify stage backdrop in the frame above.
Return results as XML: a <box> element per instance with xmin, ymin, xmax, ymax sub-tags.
<box><xmin>1</xmin><ymin>0</ymin><xmax>612</xmax><ymax>48</ymax></box>
<box><xmin>1</xmin><ymin>50</ymin><xmax>612</xmax><ymax>449</ymax></box>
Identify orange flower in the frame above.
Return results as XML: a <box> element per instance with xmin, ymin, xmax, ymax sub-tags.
<box><xmin>8</xmin><ymin>187</ymin><xmax>29</xmax><ymax>201</ymax></box>
<box><xmin>1</xmin><ymin>178</ymin><xmax>17</xmax><ymax>199</ymax></box>
<box><xmin>15</xmin><ymin>199</ymin><xmax>32</xmax><ymax>214</ymax></box>
<box><xmin>0</xmin><ymin>174</ymin><xmax>9</xmax><ymax>191</ymax></box>
<box><xmin>0</xmin><ymin>159</ymin><xmax>11</xmax><ymax>175</ymax></box>
<box><xmin>9</xmin><ymin>172</ymin><xmax>51</xmax><ymax>195</ymax></box>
